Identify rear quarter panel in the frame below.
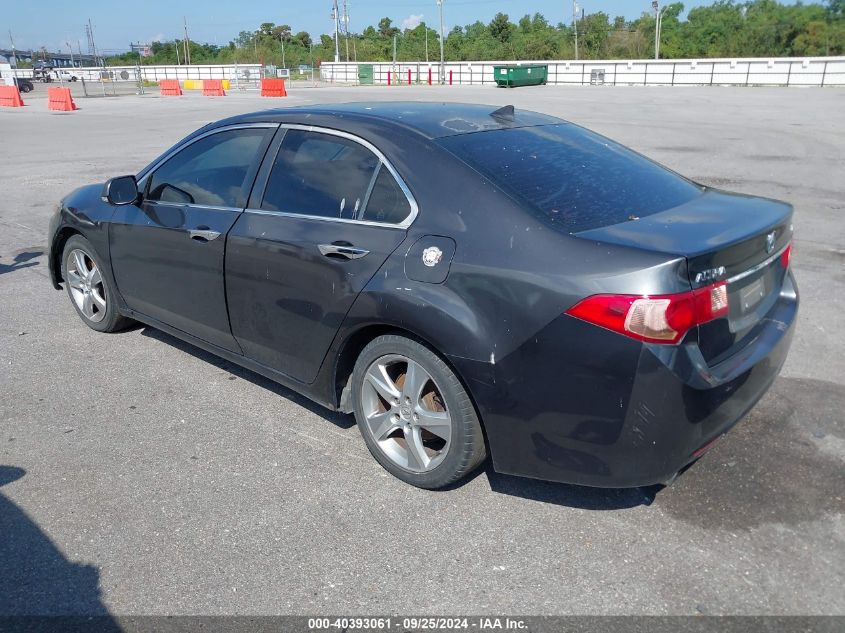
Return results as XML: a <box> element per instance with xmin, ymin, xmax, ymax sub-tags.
<box><xmin>327</xmin><ymin>142</ymin><xmax>689</xmax><ymax>396</ymax></box>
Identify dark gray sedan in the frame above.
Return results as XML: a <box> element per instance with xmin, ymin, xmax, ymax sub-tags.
<box><xmin>47</xmin><ymin>103</ymin><xmax>798</xmax><ymax>489</ymax></box>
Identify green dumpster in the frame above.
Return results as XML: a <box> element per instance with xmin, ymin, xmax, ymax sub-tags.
<box><xmin>358</xmin><ymin>64</ymin><xmax>374</xmax><ymax>85</ymax></box>
<box><xmin>494</xmin><ymin>64</ymin><xmax>548</xmax><ymax>87</ymax></box>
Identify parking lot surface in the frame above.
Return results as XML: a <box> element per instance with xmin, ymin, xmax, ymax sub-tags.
<box><xmin>1</xmin><ymin>84</ymin><xmax>843</xmax><ymax>615</ymax></box>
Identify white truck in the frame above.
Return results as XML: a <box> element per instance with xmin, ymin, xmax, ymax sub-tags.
<box><xmin>55</xmin><ymin>70</ymin><xmax>79</xmax><ymax>82</ymax></box>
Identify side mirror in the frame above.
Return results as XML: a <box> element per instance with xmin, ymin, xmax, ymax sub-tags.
<box><xmin>102</xmin><ymin>175</ymin><xmax>139</xmax><ymax>206</ymax></box>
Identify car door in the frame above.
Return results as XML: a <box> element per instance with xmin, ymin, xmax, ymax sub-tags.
<box><xmin>226</xmin><ymin>126</ymin><xmax>418</xmax><ymax>383</ymax></box>
<box><xmin>109</xmin><ymin>124</ymin><xmax>276</xmax><ymax>352</ymax></box>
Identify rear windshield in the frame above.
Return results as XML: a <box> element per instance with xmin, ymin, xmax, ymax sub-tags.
<box><xmin>438</xmin><ymin>124</ymin><xmax>702</xmax><ymax>233</ymax></box>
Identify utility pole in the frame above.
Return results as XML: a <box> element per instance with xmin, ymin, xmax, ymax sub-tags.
<box><xmin>86</xmin><ymin>19</ymin><xmax>99</xmax><ymax>64</ymax></box>
<box><xmin>657</xmin><ymin>9</ymin><xmax>663</xmax><ymax>60</ymax></box>
<box><xmin>67</xmin><ymin>41</ymin><xmax>75</xmax><ymax>67</ymax></box>
<box><xmin>652</xmin><ymin>1</ymin><xmax>659</xmax><ymax>59</ymax></box>
<box><xmin>342</xmin><ymin>0</ymin><xmax>350</xmax><ymax>62</ymax></box>
<box><xmin>331</xmin><ymin>0</ymin><xmax>340</xmax><ymax>63</ymax></box>
<box><xmin>87</xmin><ymin>19</ymin><xmax>103</xmax><ymax>66</ymax></box>
<box><xmin>572</xmin><ymin>1</ymin><xmax>579</xmax><ymax>61</ymax></box>
<box><xmin>8</xmin><ymin>30</ymin><xmax>16</xmax><ymax>67</ymax></box>
<box><xmin>183</xmin><ymin>16</ymin><xmax>191</xmax><ymax>65</ymax></box>
<box><xmin>85</xmin><ymin>20</ymin><xmax>105</xmax><ymax>96</ymax></box>
<box><xmin>652</xmin><ymin>1</ymin><xmax>667</xmax><ymax>59</ymax></box>
<box><xmin>437</xmin><ymin>0</ymin><xmax>445</xmax><ymax>84</ymax></box>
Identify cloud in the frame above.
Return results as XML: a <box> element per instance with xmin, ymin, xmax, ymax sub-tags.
<box><xmin>402</xmin><ymin>14</ymin><xmax>424</xmax><ymax>30</ymax></box>
<box><xmin>149</xmin><ymin>33</ymin><xmax>165</xmax><ymax>43</ymax></box>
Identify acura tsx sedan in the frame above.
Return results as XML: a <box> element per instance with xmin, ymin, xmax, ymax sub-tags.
<box><xmin>47</xmin><ymin>102</ymin><xmax>798</xmax><ymax>489</ymax></box>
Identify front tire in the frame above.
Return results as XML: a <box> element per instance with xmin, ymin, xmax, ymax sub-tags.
<box><xmin>61</xmin><ymin>235</ymin><xmax>131</xmax><ymax>333</ymax></box>
<box><xmin>351</xmin><ymin>334</ymin><xmax>486</xmax><ymax>489</ymax></box>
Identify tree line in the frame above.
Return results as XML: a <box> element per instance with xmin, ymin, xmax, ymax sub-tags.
<box><xmin>105</xmin><ymin>0</ymin><xmax>844</xmax><ymax>68</ymax></box>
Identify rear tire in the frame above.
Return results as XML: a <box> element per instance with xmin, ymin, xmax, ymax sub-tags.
<box><xmin>351</xmin><ymin>334</ymin><xmax>486</xmax><ymax>489</ymax></box>
<box><xmin>61</xmin><ymin>235</ymin><xmax>131</xmax><ymax>333</ymax></box>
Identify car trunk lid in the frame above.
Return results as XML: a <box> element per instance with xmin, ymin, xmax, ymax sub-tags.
<box><xmin>575</xmin><ymin>189</ymin><xmax>793</xmax><ymax>362</ymax></box>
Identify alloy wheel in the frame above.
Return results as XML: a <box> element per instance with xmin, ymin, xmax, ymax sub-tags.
<box><xmin>360</xmin><ymin>354</ymin><xmax>452</xmax><ymax>473</ymax></box>
<box><xmin>66</xmin><ymin>248</ymin><xmax>107</xmax><ymax>323</ymax></box>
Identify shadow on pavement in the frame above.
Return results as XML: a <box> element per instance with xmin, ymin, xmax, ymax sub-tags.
<box><xmin>0</xmin><ymin>466</ymin><xmax>121</xmax><ymax>629</ymax></box>
<box><xmin>652</xmin><ymin>376</ymin><xmax>845</xmax><ymax>530</ymax></box>
<box><xmin>136</xmin><ymin>327</ymin><xmax>844</xmax><ymax>521</ymax></box>
<box><xmin>142</xmin><ymin>325</ymin><xmax>657</xmax><ymax>510</ymax></box>
<box><xmin>139</xmin><ymin>326</ymin><xmax>355</xmax><ymax>430</ymax></box>
<box><xmin>0</xmin><ymin>250</ymin><xmax>43</xmax><ymax>277</ymax></box>
<box><xmin>483</xmin><ymin>463</ymin><xmax>659</xmax><ymax>510</ymax></box>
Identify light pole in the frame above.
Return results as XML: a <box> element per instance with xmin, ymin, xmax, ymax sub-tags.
<box><xmin>437</xmin><ymin>0</ymin><xmax>445</xmax><ymax>84</ymax></box>
<box><xmin>8</xmin><ymin>30</ymin><xmax>17</xmax><ymax>67</ymax></box>
<box><xmin>332</xmin><ymin>0</ymin><xmax>340</xmax><ymax>63</ymax></box>
<box><xmin>573</xmin><ymin>1</ymin><xmax>579</xmax><ymax>61</ymax></box>
<box><xmin>652</xmin><ymin>1</ymin><xmax>668</xmax><ymax>60</ymax></box>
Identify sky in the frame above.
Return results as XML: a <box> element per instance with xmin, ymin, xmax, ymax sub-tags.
<box><xmin>3</xmin><ymin>0</ymin><xmax>756</xmax><ymax>53</ymax></box>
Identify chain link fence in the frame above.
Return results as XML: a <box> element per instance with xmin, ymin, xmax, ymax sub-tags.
<box><xmin>12</xmin><ymin>64</ymin><xmax>267</xmax><ymax>96</ymax></box>
<box><xmin>80</xmin><ymin>65</ymin><xmax>145</xmax><ymax>97</ymax></box>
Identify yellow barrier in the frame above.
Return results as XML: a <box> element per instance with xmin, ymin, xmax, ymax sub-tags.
<box><xmin>182</xmin><ymin>79</ymin><xmax>230</xmax><ymax>90</ymax></box>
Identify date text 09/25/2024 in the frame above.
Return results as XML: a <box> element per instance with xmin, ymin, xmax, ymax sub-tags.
<box><xmin>308</xmin><ymin>617</ymin><xmax>528</xmax><ymax>631</ymax></box>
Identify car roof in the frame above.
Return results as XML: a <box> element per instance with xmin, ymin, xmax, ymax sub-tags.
<box><xmin>216</xmin><ymin>102</ymin><xmax>566</xmax><ymax>140</ymax></box>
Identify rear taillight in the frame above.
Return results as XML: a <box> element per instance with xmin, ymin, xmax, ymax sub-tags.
<box><xmin>780</xmin><ymin>243</ymin><xmax>792</xmax><ymax>269</ymax></box>
<box><xmin>565</xmin><ymin>282</ymin><xmax>729</xmax><ymax>345</ymax></box>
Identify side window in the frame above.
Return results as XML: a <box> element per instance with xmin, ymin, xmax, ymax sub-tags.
<box><xmin>361</xmin><ymin>167</ymin><xmax>412</xmax><ymax>224</ymax></box>
<box><xmin>147</xmin><ymin>128</ymin><xmax>268</xmax><ymax>208</ymax></box>
<box><xmin>261</xmin><ymin>129</ymin><xmax>379</xmax><ymax>219</ymax></box>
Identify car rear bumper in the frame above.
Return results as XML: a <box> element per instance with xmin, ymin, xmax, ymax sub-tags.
<box><xmin>454</xmin><ymin>271</ymin><xmax>798</xmax><ymax>488</ymax></box>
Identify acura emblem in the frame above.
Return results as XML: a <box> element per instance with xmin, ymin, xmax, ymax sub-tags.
<box><xmin>765</xmin><ymin>231</ymin><xmax>776</xmax><ymax>254</ymax></box>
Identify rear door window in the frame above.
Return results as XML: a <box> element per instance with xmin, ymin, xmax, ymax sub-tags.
<box><xmin>361</xmin><ymin>167</ymin><xmax>412</xmax><ymax>224</ymax></box>
<box><xmin>261</xmin><ymin>129</ymin><xmax>415</xmax><ymax>225</ymax></box>
<box><xmin>261</xmin><ymin>129</ymin><xmax>379</xmax><ymax>220</ymax></box>
<box><xmin>438</xmin><ymin>124</ymin><xmax>702</xmax><ymax>233</ymax></box>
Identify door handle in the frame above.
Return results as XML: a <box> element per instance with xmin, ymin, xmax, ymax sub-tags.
<box><xmin>318</xmin><ymin>243</ymin><xmax>370</xmax><ymax>260</ymax></box>
<box><xmin>189</xmin><ymin>229</ymin><xmax>221</xmax><ymax>242</ymax></box>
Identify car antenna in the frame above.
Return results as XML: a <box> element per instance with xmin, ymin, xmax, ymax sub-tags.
<box><xmin>490</xmin><ymin>105</ymin><xmax>516</xmax><ymax>121</ymax></box>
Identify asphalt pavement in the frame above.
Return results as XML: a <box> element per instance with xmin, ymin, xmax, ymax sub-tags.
<box><xmin>0</xmin><ymin>84</ymin><xmax>843</xmax><ymax>616</ymax></box>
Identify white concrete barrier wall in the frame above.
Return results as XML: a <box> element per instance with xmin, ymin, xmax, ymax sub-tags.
<box><xmin>11</xmin><ymin>64</ymin><xmax>263</xmax><ymax>84</ymax></box>
<box><xmin>321</xmin><ymin>57</ymin><xmax>845</xmax><ymax>87</ymax></box>
<box><xmin>10</xmin><ymin>59</ymin><xmax>842</xmax><ymax>87</ymax></box>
